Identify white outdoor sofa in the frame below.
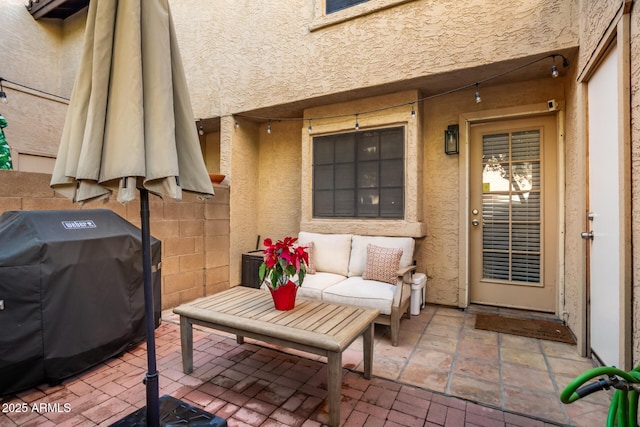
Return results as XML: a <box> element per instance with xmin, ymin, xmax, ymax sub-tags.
<box><xmin>295</xmin><ymin>231</ymin><xmax>416</xmax><ymax>346</ymax></box>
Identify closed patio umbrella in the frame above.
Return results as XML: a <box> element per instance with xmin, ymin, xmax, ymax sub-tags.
<box><xmin>50</xmin><ymin>0</ymin><xmax>214</xmax><ymax>425</ymax></box>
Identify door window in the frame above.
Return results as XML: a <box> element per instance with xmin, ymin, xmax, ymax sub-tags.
<box><xmin>481</xmin><ymin>130</ymin><xmax>541</xmax><ymax>284</ymax></box>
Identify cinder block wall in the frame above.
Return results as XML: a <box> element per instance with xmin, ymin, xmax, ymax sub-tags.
<box><xmin>0</xmin><ymin>170</ymin><xmax>230</xmax><ymax>310</ymax></box>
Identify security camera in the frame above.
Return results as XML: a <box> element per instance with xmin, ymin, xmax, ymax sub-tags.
<box><xmin>547</xmin><ymin>99</ymin><xmax>558</xmax><ymax>111</ymax></box>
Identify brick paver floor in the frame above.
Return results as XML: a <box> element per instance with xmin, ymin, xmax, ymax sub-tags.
<box><xmin>0</xmin><ymin>312</ymin><xmax>570</xmax><ymax>427</ymax></box>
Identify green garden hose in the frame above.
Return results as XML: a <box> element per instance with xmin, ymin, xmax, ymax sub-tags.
<box><xmin>561</xmin><ymin>366</ymin><xmax>640</xmax><ymax>427</ymax></box>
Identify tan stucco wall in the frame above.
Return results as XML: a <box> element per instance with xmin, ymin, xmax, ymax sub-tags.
<box><xmin>1</xmin><ymin>1</ymin><xmax>63</xmax><ymax>94</ymax></box>
<box><xmin>561</xmin><ymin>55</ymin><xmax>584</xmax><ymax>351</ymax></box>
<box><xmin>257</xmin><ymin>120</ymin><xmax>303</xmax><ymax>241</ymax></box>
<box><xmin>577</xmin><ymin>0</ymin><xmax>624</xmax><ymax>74</ymax></box>
<box><xmin>226</xmin><ymin>116</ymin><xmax>261</xmax><ymax>286</ymax></box>
<box><xmin>60</xmin><ymin>9</ymin><xmax>88</xmax><ymax>97</ymax></box>
<box><xmin>632</xmin><ymin>4</ymin><xmax>640</xmax><ymax>365</ymax></box>
<box><xmin>202</xmin><ymin>131</ymin><xmax>221</xmax><ymax>174</ymax></box>
<box><xmin>0</xmin><ymin>0</ymin><xmax>86</xmax><ymax>171</ymax></box>
<box><xmin>0</xmin><ymin>88</ymin><xmax>67</xmax><ymax>168</ymax></box>
<box><xmin>169</xmin><ymin>0</ymin><xmax>578</xmax><ymax>120</ymax></box>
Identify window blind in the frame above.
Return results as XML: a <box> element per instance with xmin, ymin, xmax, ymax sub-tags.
<box><xmin>481</xmin><ymin>130</ymin><xmax>541</xmax><ymax>284</ymax></box>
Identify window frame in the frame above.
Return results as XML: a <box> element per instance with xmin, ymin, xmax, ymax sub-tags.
<box><xmin>312</xmin><ymin>126</ymin><xmax>405</xmax><ymax>219</ymax></box>
<box><xmin>326</xmin><ymin>0</ymin><xmax>370</xmax><ymax>14</ymax></box>
<box><xmin>300</xmin><ymin>90</ymin><xmax>425</xmax><ymax>238</ymax></box>
<box><xmin>310</xmin><ymin>0</ymin><xmax>418</xmax><ymax>32</ymax></box>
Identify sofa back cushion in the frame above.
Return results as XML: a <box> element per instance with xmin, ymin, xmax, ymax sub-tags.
<box><xmin>349</xmin><ymin>235</ymin><xmax>415</xmax><ymax>277</ymax></box>
<box><xmin>298</xmin><ymin>232</ymin><xmax>353</xmax><ymax>276</ymax></box>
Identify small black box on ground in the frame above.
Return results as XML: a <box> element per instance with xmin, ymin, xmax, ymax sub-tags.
<box><xmin>241</xmin><ymin>250</ymin><xmax>263</xmax><ymax>288</ymax></box>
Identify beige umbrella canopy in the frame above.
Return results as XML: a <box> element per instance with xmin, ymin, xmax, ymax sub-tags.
<box><xmin>51</xmin><ymin>0</ymin><xmax>213</xmax><ymax>203</ymax></box>
<box><xmin>50</xmin><ymin>1</ymin><xmax>215</xmax><ymax>425</ymax></box>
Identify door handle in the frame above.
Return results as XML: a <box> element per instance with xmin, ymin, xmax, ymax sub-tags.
<box><xmin>472</xmin><ymin>219</ymin><xmax>480</xmax><ymax>226</ymax></box>
<box><xmin>581</xmin><ymin>231</ymin><xmax>594</xmax><ymax>240</ymax></box>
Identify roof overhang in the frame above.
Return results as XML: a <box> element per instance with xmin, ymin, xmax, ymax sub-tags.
<box><xmin>27</xmin><ymin>0</ymin><xmax>89</xmax><ymax>20</ymax></box>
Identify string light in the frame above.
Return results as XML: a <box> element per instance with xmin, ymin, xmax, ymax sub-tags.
<box><xmin>198</xmin><ymin>119</ymin><xmax>204</xmax><ymax>135</ymax></box>
<box><xmin>226</xmin><ymin>53</ymin><xmax>572</xmax><ymax>135</ymax></box>
<box><xmin>0</xmin><ymin>77</ymin><xmax>69</xmax><ymax>103</ymax></box>
<box><xmin>235</xmin><ymin>120</ymin><xmax>239</xmax><ymax>128</ymax></box>
<box><xmin>551</xmin><ymin>56</ymin><xmax>559</xmax><ymax>78</ymax></box>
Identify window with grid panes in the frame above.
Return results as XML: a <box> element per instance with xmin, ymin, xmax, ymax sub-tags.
<box><xmin>313</xmin><ymin>127</ymin><xmax>404</xmax><ymax>219</ymax></box>
<box><xmin>326</xmin><ymin>0</ymin><xmax>369</xmax><ymax>13</ymax></box>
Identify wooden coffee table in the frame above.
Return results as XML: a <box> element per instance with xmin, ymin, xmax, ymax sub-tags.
<box><xmin>173</xmin><ymin>286</ymin><xmax>379</xmax><ymax>426</ymax></box>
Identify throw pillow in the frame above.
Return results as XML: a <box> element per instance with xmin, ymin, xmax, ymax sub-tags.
<box><xmin>362</xmin><ymin>244</ymin><xmax>403</xmax><ymax>285</ymax></box>
<box><xmin>305</xmin><ymin>241</ymin><xmax>316</xmax><ymax>274</ymax></box>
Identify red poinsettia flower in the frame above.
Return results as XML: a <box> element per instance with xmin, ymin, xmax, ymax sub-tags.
<box><xmin>259</xmin><ymin>237</ymin><xmax>308</xmax><ymax>290</ymax></box>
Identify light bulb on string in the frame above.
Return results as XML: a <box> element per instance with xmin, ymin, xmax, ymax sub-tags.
<box><xmin>551</xmin><ymin>55</ymin><xmax>559</xmax><ymax>78</ymax></box>
<box><xmin>307</xmin><ymin>119</ymin><xmax>312</xmax><ymax>133</ymax></box>
<box><xmin>235</xmin><ymin>120</ymin><xmax>239</xmax><ymax>128</ymax></box>
<box><xmin>355</xmin><ymin>114</ymin><xmax>359</xmax><ymax>131</ymax></box>
<box><xmin>267</xmin><ymin>120</ymin><xmax>271</xmax><ymax>134</ymax></box>
<box><xmin>198</xmin><ymin>119</ymin><xmax>204</xmax><ymax>136</ymax></box>
<box><xmin>411</xmin><ymin>103</ymin><xmax>416</xmax><ymax>118</ymax></box>
<box><xmin>474</xmin><ymin>84</ymin><xmax>481</xmax><ymax>103</ymax></box>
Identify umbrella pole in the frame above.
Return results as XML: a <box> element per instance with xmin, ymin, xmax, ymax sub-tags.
<box><xmin>113</xmin><ymin>189</ymin><xmax>224</xmax><ymax>425</ymax></box>
<box><xmin>140</xmin><ymin>188</ymin><xmax>160</xmax><ymax>427</ymax></box>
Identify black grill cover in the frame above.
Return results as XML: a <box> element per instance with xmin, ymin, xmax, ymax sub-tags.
<box><xmin>0</xmin><ymin>209</ymin><xmax>161</xmax><ymax>396</ymax></box>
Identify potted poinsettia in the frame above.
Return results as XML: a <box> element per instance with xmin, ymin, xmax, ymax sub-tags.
<box><xmin>259</xmin><ymin>237</ymin><xmax>308</xmax><ymax>310</ymax></box>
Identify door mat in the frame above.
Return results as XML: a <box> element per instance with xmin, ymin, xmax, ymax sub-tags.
<box><xmin>475</xmin><ymin>313</ymin><xmax>576</xmax><ymax>345</ymax></box>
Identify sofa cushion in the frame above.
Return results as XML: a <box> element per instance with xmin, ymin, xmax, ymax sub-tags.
<box><xmin>362</xmin><ymin>244</ymin><xmax>403</xmax><ymax>284</ymax></box>
<box><xmin>348</xmin><ymin>235</ymin><xmax>415</xmax><ymax>277</ymax></box>
<box><xmin>298</xmin><ymin>232</ymin><xmax>352</xmax><ymax>276</ymax></box>
<box><xmin>297</xmin><ymin>272</ymin><xmax>346</xmax><ymax>300</ymax></box>
<box><xmin>321</xmin><ymin>277</ymin><xmax>395</xmax><ymax>315</ymax></box>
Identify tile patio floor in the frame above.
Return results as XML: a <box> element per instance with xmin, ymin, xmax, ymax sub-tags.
<box><xmin>0</xmin><ymin>303</ymin><xmax>611</xmax><ymax>426</ymax></box>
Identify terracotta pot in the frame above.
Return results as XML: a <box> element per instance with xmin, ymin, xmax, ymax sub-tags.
<box><xmin>209</xmin><ymin>173</ymin><xmax>225</xmax><ymax>184</ymax></box>
<box><xmin>268</xmin><ymin>280</ymin><xmax>298</xmax><ymax>310</ymax></box>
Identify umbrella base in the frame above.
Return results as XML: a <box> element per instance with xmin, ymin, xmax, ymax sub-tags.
<box><xmin>109</xmin><ymin>395</ymin><xmax>227</xmax><ymax>427</ymax></box>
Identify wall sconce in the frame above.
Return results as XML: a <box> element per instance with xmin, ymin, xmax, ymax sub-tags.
<box><xmin>444</xmin><ymin>124</ymin><xmax>459</xmax><ymax>155</ymax></box>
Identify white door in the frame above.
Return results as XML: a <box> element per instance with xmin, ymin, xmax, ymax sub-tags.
<box><xmin>586</xmin><ymin>45</ymin><xmax>624</xmax><ymax>367</ymax></box>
